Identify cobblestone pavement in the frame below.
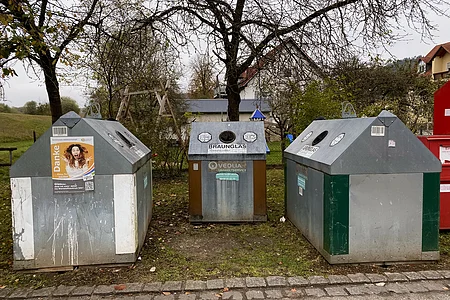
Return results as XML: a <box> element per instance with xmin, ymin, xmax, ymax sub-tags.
<box><xmin>2</xmin><ymin>271</ymin><xmax>450</xmax><ymax>299</ymax></box>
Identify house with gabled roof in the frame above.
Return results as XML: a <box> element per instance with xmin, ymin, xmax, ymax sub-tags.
<box><xmin>418</xmin><ymin>42</ymin><xmax>450</xmax><ymax>80</ymax></box>
<box><xmin>238</xmin><ymin>38</ymin><xmax>324</xmax><ymax>100</ymax></box>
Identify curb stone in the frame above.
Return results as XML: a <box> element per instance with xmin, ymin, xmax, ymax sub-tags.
<box><xmin>1</xmin><ymin>271</ymin><xmax>450</xmax><ymax>299</ymax></box>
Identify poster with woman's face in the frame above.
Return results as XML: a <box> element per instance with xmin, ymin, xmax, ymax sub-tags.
<box><xmin>50</xmin><ymin>136</ymin><xmax>95</xmax><ymax>193</ymax></box>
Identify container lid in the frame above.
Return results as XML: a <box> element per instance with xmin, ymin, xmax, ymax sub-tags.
<box><xmin>284</xmin><ymin>111</ymin><xmax>441</xmax><ymax>174</ymax></box>
<box><xmin>11</xmin><ymin>113</ymin><xmax>151</xmax><ymax>177</ymax></box>
<box><xmin>188</xmin><ymin>121</ymin><xmax>266</xmax><ymax>160</ymax></box>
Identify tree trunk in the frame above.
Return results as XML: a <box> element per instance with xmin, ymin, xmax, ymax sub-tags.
<box><xmin>226</xmin><ymin>73</ymin><xmax>241</xmax><ymax>121</ymax></box>
<box><xmin>41</xmin><ymin>55</ymin><xmax>62</xmax><ymax>123</ymax></box>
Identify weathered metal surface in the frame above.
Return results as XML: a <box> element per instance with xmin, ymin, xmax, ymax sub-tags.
<box><xmin>285</xmin><ymin>161</ymin><xmax>323</xmax><ymax>250</ymax></box>
<box><xmin>136</xmin><ymin>160</ymin><xmax>153</xmax><ymax>252</ymax></box>
<box><xmin>11</xmin><ymin>113</ymin><xmax>151</xmax><ymax>178</ymax></box>
<box><xmin>188</xmin><ymin>122</ymin><xmax>266</xmax><ymax>161</ymax></box>
<box><xmin>31</xmin><ymin>176</ymin><xmax>115</xmax><ymax>268</ymax></box>
<box><xmin>10</xmin><ymin>112</ymin><xmax>153</xmax><ymax>269</ymax></box>
<box><xmin>201</xmin><ymin>160</ymin><xmax>254</xmax><ymax>221</ymax></box>
<box><xmin>188</xmin><ymin>121</ymin><xmax>267</xmax><ymax>222</ymax></box>
<box><xmin>348</xmin><ymin>173</ymin><xmax>423</xmax><ymax>263</ymax></box>
<box><xmin>285</xmin><ymin>111</ymin><xmax>441</xmax><ymax>264</ymax></box>
<box><xmin>284</xmin><ymin>111</ymin><xmax>441</xmax><ymax>175</ymax></box>
<box><xmin>11</xmin><ymin>177</ymin><xmax>34</xmax><ymax>261</ymax></box>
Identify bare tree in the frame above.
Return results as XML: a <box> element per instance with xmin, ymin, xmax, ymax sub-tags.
<box><xmin>253</xmin><ymin>38</ymin><xmax>323</xmax><ymax>150</ymax></box>
<box><xmin>188</xmin><ymin>54</ymin><xmax>216</xmax><ymax>99</ymax></box>
<box><xmin>84</xmin><ymin>24</ymin><xmax>180</xmax><ymax>119</ymax></box>
<box><xmin>1</xmin><ymin>0</ymin><xmax>103</xmax><ymax>123</ymax></box>
<box><xmin>137</xmin><ymin>0</ymin><xmax>447</xmax><ymax>121</ymax></box>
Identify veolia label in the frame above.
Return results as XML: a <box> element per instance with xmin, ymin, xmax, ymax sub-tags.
<box><xmin>208</xmin><ymin>161</ymin><xmax>247</xmax><ymax>172</ymax></box>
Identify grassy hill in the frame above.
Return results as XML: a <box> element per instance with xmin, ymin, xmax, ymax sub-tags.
<box><xmin>0</xmin><ymin>112</ymin><xmax>51</xmax><ymax>143</ymax></box>
<box><xmin>0</xmin><ymin>113</ymin><xmax>51</xmax><ymax>173</ymax></box>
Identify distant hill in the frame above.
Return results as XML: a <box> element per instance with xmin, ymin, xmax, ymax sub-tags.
<box><xmin>0</xmin><ymin>113</ymin><xmax>51</xmax><ymax>143</ymax></box>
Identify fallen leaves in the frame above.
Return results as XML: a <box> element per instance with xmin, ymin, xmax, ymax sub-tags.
<box><xmin>114</xmin><ymin>284</ymin><xmax>126</xmax><ymax>290</ymax></box>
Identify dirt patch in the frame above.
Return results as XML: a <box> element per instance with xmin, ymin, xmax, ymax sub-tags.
<box><xmin>167</xmin><ymin>231</ymin><xmax>240</xmax><ymax>260</ymax></box>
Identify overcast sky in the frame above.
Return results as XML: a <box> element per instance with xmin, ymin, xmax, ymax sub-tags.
<box><xmin>2</xmin><ymin>11</ymin><xmax>449</xmax><ymax>109</ymax></box>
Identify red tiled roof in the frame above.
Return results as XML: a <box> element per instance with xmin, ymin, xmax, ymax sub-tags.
<box><xmin>424</xmin><ymin>42</ymin><xmax>450</xmax><ymax>61</ymax></box>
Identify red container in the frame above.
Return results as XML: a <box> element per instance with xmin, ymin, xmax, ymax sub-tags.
<box><xmin>434</xmin><ymin>81</ymin><xmax>450</xmax><ymax>135</ymax></box>
<box><xmin>419</xmin><ymin>135</ymin><xmax>450</xmax><ymax>229</ymax></box>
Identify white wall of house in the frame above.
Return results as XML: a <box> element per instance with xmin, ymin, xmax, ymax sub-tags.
<box><xmin>240</xmin><ymin>80</ymin><xmax>257</xmax><ymax>99</ymax></box>
<box><xmin>418</xmin><ymin>60</ymin><xmax>427</xmax><ymax>74</ymax></box>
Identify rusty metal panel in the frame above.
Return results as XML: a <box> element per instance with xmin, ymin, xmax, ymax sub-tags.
<box><xmin>253</xmin><ymin>160</ymin><xmax>267</xmax><ymax>217</ymax></box>
<box><xmin>348</xmin><ymin>173</ymin><xmax>423</xmax><ymax>263</ymax></box>
<box><xmin>189</xmin><ymin>161</ymin><xmax>202</xmax><ymax>218</ymax></box>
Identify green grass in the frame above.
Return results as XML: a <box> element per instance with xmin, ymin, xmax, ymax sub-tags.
<box><xmin>0</xmin><ymin>113</ymin><xmax>51</xmax><ymax>143</ymax></box>
<box><xmin>266</xmin><ymin>141</ymin><xmax>283</xmax><ymax>165</ymax></box>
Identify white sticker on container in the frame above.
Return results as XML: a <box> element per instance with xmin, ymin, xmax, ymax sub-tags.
<box><xmin>441</xmin><ymin>184</ymin><xmax>450</xmax><ymax>193</ymax></box>
<box><xmin>440</xmin><ymin>146</ymin><xmax>450</xmax><ymax>164</ymax></box>
<box><xmin>208</xmin><ymin>143</ymin><xmax>247</xmax><ymax>154</ymax></box>
<box><xmin>193</xmin><ymin>163</ymin><xmax>199</xmax><ymax>171</ymax></box>
<box><xmin>297</xmin><ymin>145</ymin><xmax>319</xmax><ymax>158</ymax></box>
<box><xmin>371</xmin><ymin>126</ymin><xmax>385</xmax><ymax>136</ymax></box>
<box><xmin>52</xmin><ymin>126</ymin><xmax>68</xmax><ymax>136</ymax></box>
<box><xmin>445</xmin><ymin>109</ymin><xmax>450</xmax><ymax>116</ymax></box>
<box><xmin>388</xmin><ymin>140</ymin><xmax>396</xmax><ymax>148</ymax></box>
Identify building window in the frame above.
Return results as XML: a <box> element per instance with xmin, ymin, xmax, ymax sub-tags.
<box><xmin>418</xmin><ymin>62</ymin><xmax>426</xmax><ymax>74</ymax></box>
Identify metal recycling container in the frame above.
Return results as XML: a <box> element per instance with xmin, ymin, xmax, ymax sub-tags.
<box><xmin>418</xmin><ymin>135</ymin><xmax>450</xmax><ymax>229</ymax></box>
<box><xmin>433</xmin><ymin>80</ymin><xmax>450</xmax><ymax>135</ymax></box>
<box><xmin>10</xmin><ymin>112</ymin><xmax>152</xmax><ymax>270</ymax></box>
<box><xmin>417</xmin><ymin>81</ymin><xmax>450</xmax><ymax>229</ymax></box>
<box><xmin>188</xmin><ymin>121</ymin><xmax>267</xmax><ymax>222</ymax></box>
<box><xmin>284</xmin><ymin>111</ymin><xmax>442</xmax><ymax>264</ymax></box>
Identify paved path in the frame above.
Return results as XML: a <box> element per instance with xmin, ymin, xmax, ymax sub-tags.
<box><xmin>2</xmin><ymin>271</ymin><xmax>450</xmax><ymax>299</ymax></box>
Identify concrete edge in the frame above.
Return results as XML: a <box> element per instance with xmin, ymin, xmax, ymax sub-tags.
<box><xmin>1</xmin><ymin>270</ymin><xmax>449</xmax><ymax>298</ymax></box>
